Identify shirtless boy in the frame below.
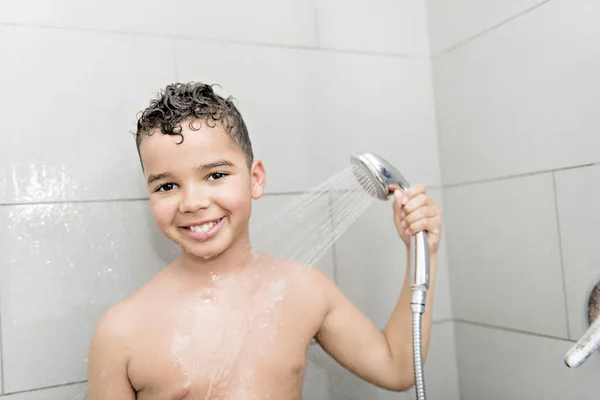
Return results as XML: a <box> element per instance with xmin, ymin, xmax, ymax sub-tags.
<box><xmin>87</xmin><ymin>82</ymin><xmax>443</xmax><ymax>399</ymax></box>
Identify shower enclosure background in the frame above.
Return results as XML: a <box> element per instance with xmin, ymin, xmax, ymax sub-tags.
<box><xmin>6</xmin><ymin>0</ymin><xmax>598</xmax><ymax>399</ymax></box>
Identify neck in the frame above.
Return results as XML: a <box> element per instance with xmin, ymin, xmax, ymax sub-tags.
<box><xmin>174</xmin><ymin>229</ymin><xmax>258</xmax><ymax>280</ymax></box>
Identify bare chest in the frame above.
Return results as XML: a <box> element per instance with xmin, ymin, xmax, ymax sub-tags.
<box><xmin>128</xmin><ymin>289</ymin><xmax>320</xmax><ymax>399</ymax></box>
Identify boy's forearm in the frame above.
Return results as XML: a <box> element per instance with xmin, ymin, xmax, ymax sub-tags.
<box><xmin>382</xmin><ymin>249</ymin><xmax>437</xmax><ymax>377</ymax></box>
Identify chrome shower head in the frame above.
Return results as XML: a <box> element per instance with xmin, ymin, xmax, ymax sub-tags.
<box><xmin>350</xmin><ymin>152</ymin><xmax>411</xmax><ymax>200</ymax></box>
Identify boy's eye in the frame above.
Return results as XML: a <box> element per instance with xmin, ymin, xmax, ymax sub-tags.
<box><xmin>156</xmin><ymin>183</ymin><xmax>177</xmax><ymax>192</ymax></box>
<box><xmin>208</xmin><ymin>172</ymin><xmax>228</xmax><ymax>181</ymax></box>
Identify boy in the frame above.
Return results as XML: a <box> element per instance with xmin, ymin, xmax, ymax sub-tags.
<box><xmin>88</xmin><ymin>82</ymin><xmax>442</xmax><ymax>399</ymax></box>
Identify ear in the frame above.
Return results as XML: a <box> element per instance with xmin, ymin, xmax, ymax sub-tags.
<box><xmin>250</xmin><ymin>160</ymin><xmax>266</xmax><ymax>200</ymax></box>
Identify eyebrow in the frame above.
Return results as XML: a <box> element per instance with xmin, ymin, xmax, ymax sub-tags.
<box><xmin>146</xmin><ymin>160</ymin><xmax>235</xmax><ymax>186</ymax></box>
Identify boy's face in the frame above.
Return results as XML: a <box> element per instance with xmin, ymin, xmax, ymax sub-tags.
<box><xmin>139</xmin><ymin>119</ymin><xmax>265</xmax><ymax>260</ymax></box>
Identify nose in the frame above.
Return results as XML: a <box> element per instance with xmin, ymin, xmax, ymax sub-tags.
<box><xmin>179</xmin><ymin>185</ymin><xmax>210</xmax><ymax>213</ymax></box>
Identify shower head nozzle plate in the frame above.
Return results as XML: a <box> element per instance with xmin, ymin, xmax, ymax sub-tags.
<box><xmin>350</xmin><ymin>152</ymin><xmax>411</xmax><ymax>201</ymax></box>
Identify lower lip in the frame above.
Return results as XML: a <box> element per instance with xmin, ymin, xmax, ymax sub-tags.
<box><xmin>181</xmin><ymin>217</ymin><xmax>225</xmax><ymax>241</ymax></box>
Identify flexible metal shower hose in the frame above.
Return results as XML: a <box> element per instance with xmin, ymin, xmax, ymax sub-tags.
<box><xmin>412</xmin><ymin>311</ymin><xmax>426</xmax><ymax>400</ymax></box>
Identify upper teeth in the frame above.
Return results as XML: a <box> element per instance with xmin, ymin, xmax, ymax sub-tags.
<box><xmin>190</xmin><ymin>220</ymin><xmax>218</xmax><ymax>233</ymax></box>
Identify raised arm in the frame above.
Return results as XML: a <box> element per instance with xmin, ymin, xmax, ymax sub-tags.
<box><xmin>88</xmin><ymin>307</ymin><xmax>136</xmax><ymax>400</ymax></box>
<box><xmin>315</xmin><ymin>185</ymin><xmax>441</xmax><ymax>391</ymax></box>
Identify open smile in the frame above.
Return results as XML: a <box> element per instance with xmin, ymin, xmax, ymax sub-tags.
<box><xmin>180</xmin><ymin>217</ymin><xmax>226</xmax><ymax>241</ymax></box>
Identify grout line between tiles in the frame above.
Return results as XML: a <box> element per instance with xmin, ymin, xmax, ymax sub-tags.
<box><xmin>552</xmin><ymin>172</ymin><xmax>572</xmax><ymax>339</ymax></box>
<box><xmin>2</xmin><ymin>380</ymin><xmax>87</xmax><ymax>396</ymax></box>
<box><xmin>434</xmin><ymin>0</ymin><xmax>555</xmax><ymax>56</ymax></box>
<box><xmin>442</xmin><ymin>162</ymin><xmax>599</xmax><ymax>189</ymax></box>
<box><xmin>0</xmin><ymin>185</ymin><xmax>444</xmax><ymax>208</ymax></box>
<box><xmin>0</xmin><ymin>197</ymin><xmax>150</xmax><ymax>207</ymax></box>
<box><xmin>0</xmin><ymin>21</ymin><xmax>425</xmax><ymax>60</ymax></box>
<box><xmin>454</xmin><ymin>318</ymin><xmax>575</xmax><ymax>342</ymax></box>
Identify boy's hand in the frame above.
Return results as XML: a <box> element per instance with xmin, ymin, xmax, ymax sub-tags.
<box><xmin>392</xmin><ymin>184</ymin><xmax>442</xmax><ymax>254</ymax></box>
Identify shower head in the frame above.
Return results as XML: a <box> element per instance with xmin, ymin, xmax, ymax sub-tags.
<box><xmin>350</xmin><ymin>152</ymin><xmax>411</xmax><ymax>200</ymax></box>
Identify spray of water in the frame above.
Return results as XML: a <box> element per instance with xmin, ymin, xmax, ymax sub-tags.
<box><xmin>52</xmin><ymin>164</ymin><xmax>380</xmax><ymax>399</ymax></box>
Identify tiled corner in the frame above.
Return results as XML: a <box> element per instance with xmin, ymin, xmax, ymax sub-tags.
<box><xmin>303</xmin><ymin>321</ymin><xmax>459</xmax><ymax>400</ymax></box>
<box><xmin>333</xmin><ymin>188</ymin><xmax>452</xmax><ymax>326</ymax></box>
<box><xmin>554</xmin><ymin>165</ymin><xmax>600</xmax><ymax>340</ymax></box>
<box><xmin>175</xmin><ymin>40</ymin><xmax>441</xmax><ymax>193</ymax></box>
<box><xmin>443</xmin><ymin>173</ymin><xmax>568</xmax><ymax>338</ymax></box>
<box><xmin>316</xmin><ymin>0</ymin><xmax>429</xmax><ymax>56</ymax></box>
<box><xmin>0</xmin><ymin>201</ymin><xmax>178</xmax><ymax>392</ymax></box>
<box><xmin>250</xmin><ymin>194</ymin><xmax>336</xmax><ymax>281</ymax></box>
<box><xmin>0</xmin><ymin>382</ymin><xmax>87</xmax><ymax>399</ymax></box>
<box><xmin>0</xmin><ymin>25</ymin><xmax>175</xmax><ymax>204</ymax></box>
<box><xmin>433</xmin><ymin>0</ymin><xmax>600</xmax><ymax>185</ymax></box>
<box><xmin>427</xmin><ymin>0</ymin><xmax>546</xmax><ymax>54</ymax></box>
<box><xmin>455</xmin><ymin>322</ymin><xmax>600</xmax><ymax>399</ymax></box>
<box><xmin>0</xmin><ymin>0</ymin><xmax>317</xmax><ymax>47</ymax></box>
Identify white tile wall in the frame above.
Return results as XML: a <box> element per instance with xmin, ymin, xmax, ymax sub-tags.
<box><xmin>175</xmin><ymin>39</ymin><xmax>441</xmax><ymax>193</ymax></box>
<box><xmin>0</xmin><ymin>0</ymin><xmax>317</xmax><ymax>47</ymax></box>
<box><xmin>303</xmin><ymin>321</ymin><xmax>459</xmax><ymax>399</ymax></box>
<box><xmin>427</xmin><ymin>0</ymin><xmax>546</xmax><ymax>54</ymax></box>
<box><xmin>443</xmin><ymin>174</ymin><xmax>568</xmax><ymax>337</ymax></box>
<box><xmin>554</xmin><ymin>165</ymin><xmax>600</xmax><ymax>341</ymax></box>
<box><xmin>0</xmin><ymin>0</ymin><xmax>447</xmax><ymax>396</ymax></box>
<box><xmin>0</xmin><ymin>25</ymin><xmax>175</xmax><ymax>204</ymax></box>
<box><xmin>0</xmin><ymin>382</ymin><xmax>87</xmax><ymax>399</ymax></box>
<box><xmin>433</xmin><ymin>0</ymin><xmax>600</xmax><ymax>185</ymax></box>
<box><xmin>455</xmin><ymin>322</ymin><xmax>600</xmax><ymax>399</ymax></box>
<box><xmin>0</xmin><ymin>201</ymin><xmax>178</xmax><ymax>392</ymax></box>
<box><xmin>316</xmin><ymin>0</ymin><xmax>429</xmax><ymax>56</ymax></box>
<box><xmin>334</xmin><ymin>188</ymin><xmax>452</xmax><ymax>325</ymax></box>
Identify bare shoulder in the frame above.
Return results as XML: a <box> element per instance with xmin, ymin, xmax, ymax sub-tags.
<box><xmin>259</xmin><ymin>254</ymin><xmax>338</xmax><ymax>304</ymax></box>
<box><xmin>91</xmin><ymin>267</ymin><xmax>169</xmax><ymax>345</ymax></box>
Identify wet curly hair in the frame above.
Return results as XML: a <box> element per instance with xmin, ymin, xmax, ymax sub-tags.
<box><xmin>135</xmin><ymin>82</ymin><xmax>254</xmax><ymax>168</ymax></box>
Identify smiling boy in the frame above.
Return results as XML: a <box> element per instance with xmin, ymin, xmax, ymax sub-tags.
<box><xmin>87</xmin><ymin>82</ymin><xmax>442</xmax><ymax>399</ymax></box>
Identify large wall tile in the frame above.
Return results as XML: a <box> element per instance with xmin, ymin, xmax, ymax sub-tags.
<box><xmin>334</xmin><ymin>189</ymin><xmax>452</xmax><ymax>325</ymax></box>
<box><xmin>316</xmin><ymin>0</ymin><xmax>429</xmax><ymax>55</ymax></box>
<box><xmin>303</xmin><ymin>321</ymin><xmax>459</xmax><ymax>399</ymax></box>
<box><xmin>455</xmin><ymin>322</ymin><xmax>600</xmax><ymax>399</ymax></box>
<box><xmin>250</xmin><ymin>194</ymin><xmax>336</xmax><ymax>281</ymax></box>
<box><xmin>0</xmin><ymin>0</ymin><xmax>317</xmax><ymax>47</ymax></box>
<box><xmin>0</xmin><ymin>201</ymin><xmax>178</xmax><ymax>392</ymax></box>
<box><xmin>0</xmin><ymin>382</ymin><xmax>87</xmax><ymax>399</ymax></box>
<box><xmin>555</xmin><ymin>165</ymin><xmax>600</xmax><ymax>340</ymax></box>
<box><xmin>444</xmin><ymin>174</ymin><xmax>568</xmax><ymax>337</ymax></box>
<box><xmin>0</xmin><ymin>25</ymin><xmax>175</xmax><ymax>203</ymax></box>
<box><xmin>175</xmin><ymin>40</ymin><xmax>441</xmax><ymax>193</ymax></box>
<box><xmin>433</xmin><ymin>0</ymin><xmax>600</xmax><ymax>185</ymax></box>
<box><xmin>427</xmin><ymin>0</ymin><xmax>545</xmax><ymax>54</ymax></box>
